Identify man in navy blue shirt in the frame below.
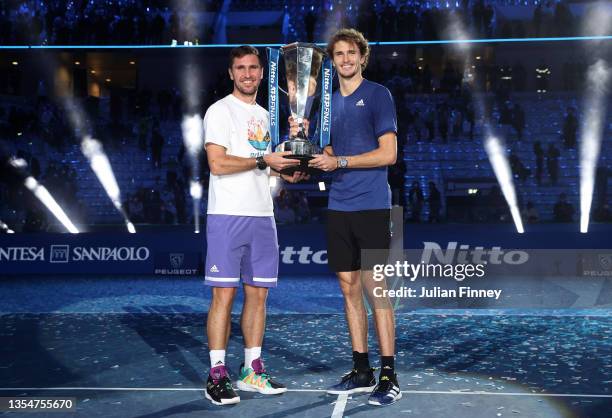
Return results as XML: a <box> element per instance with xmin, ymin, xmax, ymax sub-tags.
<box><xmin>308</xmin><ymin>28</ymin><xmax>400</xmax><ymax>406</ymax></box>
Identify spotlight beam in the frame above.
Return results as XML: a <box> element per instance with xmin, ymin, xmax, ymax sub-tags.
<box><xmin>81</xmin><ymin>136</ymin><xmax>135</xmax><ymax>233</ymax></box>
<box><xmin>579</xmin><ymin>3</ymin><xmax>611</xmax><ymax>233</ymax></box>
<box><xmin>24</xmin><ymin>176</ymin><xmax>79</xmax><ymax>233</ymax></box>
<box><xmin>0</xmin><ymin>220</ymin><xmax>15</xmax><ymax>233</ymax></box>
<box><xmin>182</xmin><ymin>114</ymin><xmax>204</xmax><ymax>233</ymax></box>
<box><xmin>484</xmin><ymin>137</ymin><xmax>525</xmax><ymax>234</ymax></box>
<box><xmin>444</xmin><ymin>14</ymin><xmax>524</xmax><ymax>234</ymax></box>
<box><xmin>579</xmin><ymin>60</ymin><xmax>610</xmax><ymax>233</ymax></box>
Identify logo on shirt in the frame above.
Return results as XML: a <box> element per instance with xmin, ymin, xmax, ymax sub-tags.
<box><xmin>210</xmin><ymin>265</ymin><xmax>219</xmax><ymax>273</ymax></box>
<box><xmin>247</xmin><ymin>117</ymin><xmax>271</xmax><ymax>151</ymax></box>
<box><xmin>356</xmin><ymin>99</ymin><xmax>365</xmax><ymax>107</ymax></box>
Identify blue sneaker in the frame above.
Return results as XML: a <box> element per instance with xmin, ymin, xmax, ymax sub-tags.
<box><xmin>368</xmin><ymin>373</ymin><xmax>402</xmax><ymax>406</ymax></box>
<box><xmin>327</xmin><ymin>368</ymin><xmax>376</xmax><ymax>395</ymax></box>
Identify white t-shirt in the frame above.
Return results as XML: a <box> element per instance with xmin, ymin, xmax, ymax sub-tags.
<box><xmin>204</xmin><ymin>94</ymin><xmax>273</xmax><ymax>216</ymax></box>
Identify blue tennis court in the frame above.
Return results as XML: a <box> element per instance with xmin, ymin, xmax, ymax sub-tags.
<box><xmin>1</xmin><ymin>275</ymin><xmax>610</xmax><ymax>417</ymax></box>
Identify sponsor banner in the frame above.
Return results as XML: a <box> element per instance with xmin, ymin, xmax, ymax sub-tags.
<box><xmin>0</xmin><ymin>233</ymin><xmax>204</xmax><ymax>275</ymax></box>
<box><xmin>0</xmin><ymin>224</ymin><xmax>610</xmax><ymax>276</ymax></box>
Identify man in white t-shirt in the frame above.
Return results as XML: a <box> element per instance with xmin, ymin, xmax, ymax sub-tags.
<box><xmin>203</xmin><ymin>45</ymin><xmax>306</xmax><ymax>406</ymax></box>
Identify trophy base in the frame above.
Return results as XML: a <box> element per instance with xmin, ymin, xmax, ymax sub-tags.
<box><xmin>276</xmin><ymin>139</ymin><xmax>322</xmax><ymax>175</ymax></box>
<box><xmin>280</xmin><ymin>154</ymin><xmax>322</xmax><ymax>176</ymax></box>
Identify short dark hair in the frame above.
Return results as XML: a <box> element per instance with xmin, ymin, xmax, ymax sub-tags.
<box><xmin>228</xmin><ymin>45</ymin><xmax>262</xmax><ymax>68</ymax></box>
<box><xmin>326</xmin><ymin>28</ymin><xmax>370</xmax><ymax>71</ymax></box>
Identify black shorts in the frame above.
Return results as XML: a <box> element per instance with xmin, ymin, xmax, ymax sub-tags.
<box><xmin>327</xmin><ymin>209</ymin><xmax>391</xmax><ymax>272</ymax></box>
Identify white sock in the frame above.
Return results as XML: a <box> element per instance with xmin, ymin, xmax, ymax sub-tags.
<box><xmin>210</xmin><ymin>349</ymin><xmax>225</xmax><ymax>368</ymax></box>
<box><xmin>244</xmin><ymin>346</ymin><xmax>262</xmax><ymax>369</ymax></box>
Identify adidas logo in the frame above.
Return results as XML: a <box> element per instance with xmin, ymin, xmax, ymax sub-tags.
<box><xmin>356</xmin><ymin>99</ymin><xmax>365</xmax><ymax>106</ymax></box>
<box><xmin>210</xmin><ymin>265</ymin><xmax>219</xmax><ymax>273</ymax></box>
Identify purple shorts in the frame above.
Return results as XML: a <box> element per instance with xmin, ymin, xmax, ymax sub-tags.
<box><xmin>205</xmin><ymin>215</ymin><xmax>279</xmax><ymax>288</ymax></box>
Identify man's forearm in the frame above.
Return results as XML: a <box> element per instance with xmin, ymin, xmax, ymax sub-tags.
<box><xmin>333</xmin><ymin>133</ymin><xmax>397</xmax><ymax>169</ymax></box>
<box><xmin>209</xmin><ymin>154</ymin><xmax>257</xmax><ymax>176</ymax></box>
<box><xmin>343</xmin><ymin>148</ymin><xmax>396</xmax><ymax>169</ymax></box>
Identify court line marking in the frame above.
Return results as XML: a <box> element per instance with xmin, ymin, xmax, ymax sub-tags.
<box><xmin>331</xmin><ymin>394</ymin><xmax>348</xmax><ymax>418</ymax></box>
<box><xmin>1</xmin><ymin>388</ymin><xmax>611</xmax><ymax>398</ymax></box>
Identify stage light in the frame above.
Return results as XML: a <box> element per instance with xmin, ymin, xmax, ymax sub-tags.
<box><xmin>189</xmin><ymin>180</ymin><xmax>202</xmax><ymax>234</ymax></box>
<box><xmin>23</xmin><ymin>176</ymin><xmax>79</xmax><ymax>233</ymax></box>
<box><xmin>8</xmin><ymin>157</ymin><xmax>27</xmax><ymax>169</ymax></box>
<box><xmin>181</xmin><ymin>114</ymin><xmax>203</xmax><ymax>156</ymax></box>
<box><xmin>105</xmin><ymin>78</ymin><xmax>111</xmax><ymax>82</ymax></box>
<box><xmin>443</xmin><ymin>13</ymin><xmax>523</xmax><ymax>233</ymax></box>
<box><xmin>74</xmin><ymin>61</ymin><xmax>80</xmax><ymax>65</ymax></box>
<box><xmin>181</xmin><ymin>114</ymin><xmax>204</xmax><ymax>233</ymax></box>
<box><xmin>190</xmin><ymin>180</ymin><xmax>202</xmax><ymax>199</ymax></box>
<box><xmin>11</xmin><ymin>61</ymin><xmax>18</xmax><ymax>66</ymax></box>
<box><xmin>0</xmin><ymin>220</ymin><xmax>15</xmax><ymax>234</ymax></box>
<box><xmin>579</xmin><ymin>61</ymin><xmax>610</xmax><ymax>233</ymax></box>
<box><xmin>81</xmin><ymin>136</ymin><xmax>120</xmax><ymax>202</ymax></box>
<box><xmin>579</xmin><ymin>2</ymin><xmax>611</xmax><ymax>233</ymax></box>
<box><xmin>8</xmin><ymin>158</ymin><xmax>78</xmax><ymax>233</ymax></box>
<box><xmin>81</xmin><ymin>136</ymin><xmax>135</xmax><ymax>233</ymax></box>
<box><xmin>485</xmin><ymin>137</ymin><xmax>525</xmax><ymax>234</ymax></box>
<box><xmin>129</xmin><ymin>61</ymin><xmax>135</xmax><ymax>65</ymax></box>
<box><xmin>90</xmin><ymin>70</ymin><xmax>96</xmax><ymax>74</ymax></box>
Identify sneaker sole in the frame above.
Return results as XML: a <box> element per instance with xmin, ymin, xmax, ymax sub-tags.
<box><xmin>236</xmin><ymin>379</ymin><xmax>287</xmax><ymax>395</ymax></box>
<box><xmin>205</xmin><ymin>390</ymin><xmax>240</xmax><ymax>405</ymax></box>
<box><xmin>327</xmin><ymin>385</ymin><xmax>376</xmax><ymax>395</ymax></box>
<box><xmin>368</xmin><ymin>391</ymin><xmax>402</xmax><ymax>406</ymax></box>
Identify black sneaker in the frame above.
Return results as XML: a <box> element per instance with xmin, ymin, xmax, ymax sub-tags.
<box><xmin>368</xmin><ymin>373</ymin><xmax>402</xmax><ymax>406</ymax></box>
<box><xmin>326</xmin><ymin>368</ymin><xmax>376</xmax><ymax>395</ymax></box>
<box><xmin>205</xmin><ymin>364</ymin><xmax>240</xmax><ymax>406</ymax></box>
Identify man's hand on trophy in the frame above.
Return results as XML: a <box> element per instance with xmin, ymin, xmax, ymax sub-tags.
<box><xmin>308</xmin><ymin>154</ymin><xmax>337</xmax><ymax>172</ymax></box>
<box><xmin>264</xmin><ymin>151</ymin><xmax>301</xmax><ymax>171</ymax></box>
<box><xmin>288</xmin><ymin>116</ymin><xmax>310</xmax><ymax>138</ymax></box>
<box><xmin>281</xmin><ymin>171</ymin><xmax>310</xmax><ymax>183</ymax></box>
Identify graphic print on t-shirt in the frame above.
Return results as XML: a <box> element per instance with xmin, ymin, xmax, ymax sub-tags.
<box><xmin>247</xmin><ymin>117</ymin><xmax>271</xmax><ymax>151</ymax></box>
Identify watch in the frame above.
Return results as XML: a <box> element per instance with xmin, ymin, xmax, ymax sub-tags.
<box><xmin>337</xmin><ymin>157</ymin><xmax>348</xmax><ymax>169</ymax></box>
<box><xmin>255</xmin><ymin>156</ymin><xmax>267</xmax><ymax>170</ymax></box>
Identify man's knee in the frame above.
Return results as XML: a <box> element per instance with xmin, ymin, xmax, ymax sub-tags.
<box><xmin>243</xmin><ymin>284</ymin><xmax>269</xmax><ymax>304</ymax></box>
<box><xmin>211</xmin><ymin>287</ymin><xmax>237</xmax><ymax>306</ymax></box>
<box><xmin>337</xmin><ymin>271</ymin><xmax>363</xmax><ymax>298</ymax></box>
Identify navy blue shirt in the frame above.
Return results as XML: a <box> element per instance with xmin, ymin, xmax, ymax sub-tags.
<box><xmin>329</xmin><ymin>79</ymin><xmax>397</xmax><ymax>211</ymax></box>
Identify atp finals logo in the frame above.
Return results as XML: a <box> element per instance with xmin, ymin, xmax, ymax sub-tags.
<box><xmin>247</xmin><ymin>117</ymin><xmax>270</xmax><ymax>151</ymax></box>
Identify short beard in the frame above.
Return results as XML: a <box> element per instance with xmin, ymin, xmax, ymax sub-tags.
<box><xmin>235</xmin><ymin>84</ymin><xmax>258</xmax><ymax>97</ymax></box>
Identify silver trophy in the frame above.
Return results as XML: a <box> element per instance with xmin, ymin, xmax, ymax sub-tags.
<box><xmin>268</xmin><ymin>42</ymin><xmax>332</xmax><ymax>174</ymax></box>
